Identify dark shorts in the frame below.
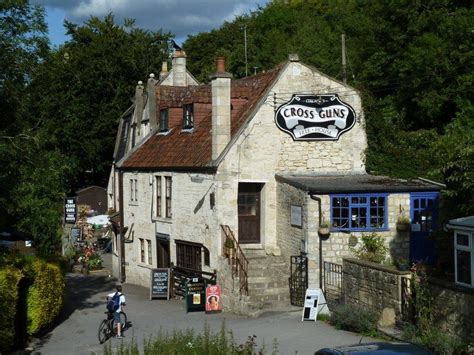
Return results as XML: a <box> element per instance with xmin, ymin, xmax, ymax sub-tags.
<box><xmin>113</xmin><ymin>311</ymin><xmax>120</xmax><ymax>323</ymax></box>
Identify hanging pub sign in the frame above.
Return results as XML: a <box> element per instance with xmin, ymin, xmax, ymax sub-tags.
<box><xmin>275</xmin><ymin>94</ymin><xmax>356</xmax><ymax>141</ymax></box>
<box><xmin>64</xmin><ymin>197</ymin><xmax>77</xmax><ymax>224</ymax></box>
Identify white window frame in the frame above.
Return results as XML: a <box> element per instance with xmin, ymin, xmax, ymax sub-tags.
<box><xmin>129</xmin><ymin>178</ymin><xmax>138</xmax><ymax>204</ymax></box>
<box><xmin>154</xmin><ymin>175</ymin><xmax>172</xmax><ymax>220</ymax></box>
<box><xmin>454</xmin><ymin>230</ymin><xmax>474</xmax><ymax>288</ymax></box>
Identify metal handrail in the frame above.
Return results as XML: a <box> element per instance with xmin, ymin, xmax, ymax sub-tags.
<box><xmin>221</xmin><ymin>225</ymin><xmax>249</xmax><ymax>296</ymax></box>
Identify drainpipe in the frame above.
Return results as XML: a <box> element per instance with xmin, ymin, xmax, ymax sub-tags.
<box><xmin>118</xmin><ymin>169</ymin><xmax>125</xmax><ymax>282</ymax></box>
<box><xmin>310</xmin><ymin>195</ymin><xmax>323</xmax><ymax>289</ymax></box>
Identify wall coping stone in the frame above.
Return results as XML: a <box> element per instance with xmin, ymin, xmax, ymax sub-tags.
<box><xmin>343</xmin><ymin>257</ymin><xmax>411</xmax><ymax>276</ymax></box>
<box><xmin>428</xmin><ymin>277</ymin><xmax>474</xmax><ymax>295</ymax></box>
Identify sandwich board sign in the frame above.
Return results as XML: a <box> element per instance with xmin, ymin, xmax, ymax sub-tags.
<box><xmin>302</xmin><ymin>288</ymin><xmax>329</xmax><ymax>321</ymax></box>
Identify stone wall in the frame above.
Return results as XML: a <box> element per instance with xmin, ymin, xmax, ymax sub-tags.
<box><xmin>429</xmin><ymin>278</ymin><xmax>474</xmax><ymax>343</ymax></box>
<box><xmin>342</xmin><ymin>258</ymin><xmax>411</xmax><ymax>319</ymax></box>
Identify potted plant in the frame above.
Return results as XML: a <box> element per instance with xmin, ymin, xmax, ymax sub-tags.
<box><xmin>224</xmin><ymin>237</ymin><xmax>235</xmax><ymax>258</ymax></box>
<box><xmin>396</xmin><ymin>257</ymin><xmax>410</xmax><ymax>271</ymax></box>
<box><xmin>318</xmin><ymin>220</ymin><xmax>331</xmax><ymax>239</ymax></box>
<box><xmin>396</xmin><ymin>214</ymin><xmax>411</xmax><ymax>232</ymax></box>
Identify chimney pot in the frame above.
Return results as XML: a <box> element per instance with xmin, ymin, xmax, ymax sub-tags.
<box><xmin>216</xmin><ymin>57</ymin><xmax>225</xmax><ymax>73</ymax></box>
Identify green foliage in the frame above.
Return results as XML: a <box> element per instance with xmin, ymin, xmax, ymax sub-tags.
<box><xmin>401</xmin><ymin>263</ymin><xmax>469</xmax><ymax>353</ymax></box>
<box><xmin>330</xmin><ymin>304</ymin><xmax>378</xmax><ymax>337</ymax></box>
<box><xmin>0</xmin><ymin>266</ymin><xmax>23</xmax><ymax>353</ymax></box>
<box><xmin>27</xmin><ymin>259</ymin><xmax>65</xmax><ymax>335</ymax></box>
<box><xmin>104</xmin><ymin>322</ymin><xmax>272</xmax><ymax>354</ymax></box>
<box><xmin>350</xmin><ymin>233</ymin><xmax>388</xmax><ymax>264</ymax></box>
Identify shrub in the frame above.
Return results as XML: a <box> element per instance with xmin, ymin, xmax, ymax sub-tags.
<box><xmin>27</xmin><ymin>260</ymin><xmax>65</xmax><ymax>335</ymax></box>
<box><xmin>0</xmin><ymin>266</ymin><xmax>23</xmax><ymax>353</ymax></box>
<box><xmin>330</xmin><ymin>304</ymin><xmax>378</xmax><ymax>336</ymax></box>
<box><xmin>350</xmin><ymin>233</ymin><xmax>388</xmax><ymax>264</ymax></box>
<box><xmin>104</xmin><ymin>322</ymin><xmax>273</xmax><ymax>355</ymax></box>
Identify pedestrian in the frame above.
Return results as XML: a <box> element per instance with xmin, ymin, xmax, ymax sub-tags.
<box><xmin>106</xmin><ymin>284</ymin><xmax>126</xmax><ymax>338</ymax></box>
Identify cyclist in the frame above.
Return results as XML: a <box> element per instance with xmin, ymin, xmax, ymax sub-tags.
<box><xmin>106</xmin><ymin>284</ymin><xmax>126</xmax><ymax>338</ymax></box>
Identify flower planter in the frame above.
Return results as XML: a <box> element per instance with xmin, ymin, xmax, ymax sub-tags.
<box><xmin>318</xmin><ymin>226</ymin><xmax>330</xmax><ymax>239</ymax></box>
<box><xmin>396</xmin><ymin>221</ymin><xmax>410</xmax><ymax>232</ymax></box>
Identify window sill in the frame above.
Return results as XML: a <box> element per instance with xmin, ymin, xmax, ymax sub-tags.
<box><xmin>138</xmin><ymin>263</ymin><xmax>154</xmax><ymax>269</ymax></box>
<box><xmin>128</xmin><ymin>202</ymin><xmax>139</xmax><ymax>206</ymax></box>
<box><xmin>153</xmin><ymin>217</ymin><xmax>173</xmax><ymax>224</ymax></box>
<box><xmin>331</xmin><ymin>228</ymin><xmax>390</xmax><ymax>233</ymax></box>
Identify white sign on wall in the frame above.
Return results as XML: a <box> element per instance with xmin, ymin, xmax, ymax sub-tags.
<box><xmin>291</xmin><ymin>205</ymin><xmax>302</xmax><ymax>227</ymax></box>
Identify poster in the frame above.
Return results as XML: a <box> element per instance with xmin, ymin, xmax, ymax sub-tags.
<box><xmin>205</xmin><ymin>284</ymin><xmax>222</xmax><ymax>313</ymax></box>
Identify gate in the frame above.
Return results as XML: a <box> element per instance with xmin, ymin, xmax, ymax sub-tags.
<box><xmin>289</xmin><ymin>254</ymin><xmax>308</xmax><ymax>307</ymax></box>
<box><xmin>323</xmin><ymin>261</ymin><xmax>343</xmax><ymax>309</ymax></box>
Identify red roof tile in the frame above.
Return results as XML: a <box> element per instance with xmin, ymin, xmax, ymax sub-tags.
<box><xmin>120</xmin><ymin>64</ymin><xmax>284</xmax><ymax>170</ymax></box>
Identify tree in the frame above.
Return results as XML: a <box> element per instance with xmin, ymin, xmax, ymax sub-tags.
<box><xmin>30</xmin><ymin>15</ymin><xmax>172</xmax><ymax>190</ymax></box>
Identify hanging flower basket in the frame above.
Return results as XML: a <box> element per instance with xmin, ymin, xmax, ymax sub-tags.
<box><xmin>318</xmin><ymin>225</ymin><xmax>331</xmax><ymax>239</ymax></box>
<box><xmin>396</xmin><ymin>221</ymin><xmax>411</xmax><ymax>232</ymax></box>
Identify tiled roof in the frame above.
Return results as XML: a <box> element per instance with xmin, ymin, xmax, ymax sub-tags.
<box><xmin>119</xmin><ymin>64</ymin><xmax>284</xmax><ymax>170</ymax></box>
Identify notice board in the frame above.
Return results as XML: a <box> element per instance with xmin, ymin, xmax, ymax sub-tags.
<box><xmin>301</xmin><ymin>288</ymin><xmax>328</xmax><ymax>321</ymax></box>
<box><xmin>150</xmin><ymin>268</ymin><xmax>170</xmax><ymax>300</ymax></box>
<box><xmin>186</xmin><ymin>276</ymin><xmax>206</xmax><ymax>313</ymax></box>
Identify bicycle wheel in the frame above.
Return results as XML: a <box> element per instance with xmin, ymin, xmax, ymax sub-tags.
<box><xmin>98</xmin><ymin>319</ymin><xmax>109</xmax><ymax>344</ymax></box>
<box><xmin>119</xmin><ymin>311</ymin><xmax>127</xmax><ymax>329</ymax></box>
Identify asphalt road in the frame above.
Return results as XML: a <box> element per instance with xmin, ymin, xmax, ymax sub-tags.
<box><xmin>32</xmin><ymin>259</ymin><xmax>379</xmax><ymax>355</ymax></box>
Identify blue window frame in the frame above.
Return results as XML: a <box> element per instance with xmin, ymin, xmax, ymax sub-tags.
<box><xmin>330</xmin><ymin>194</ymin><xmax>388</xmax><ymax>231</ymax></box>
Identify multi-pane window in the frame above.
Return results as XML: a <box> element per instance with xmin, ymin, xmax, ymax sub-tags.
<box><xmin>156</xmin><ymin>177</ymin><xmax>162</xmax><ymax>218</ymax></box>
<box><xmin>159</xmin><ymin>109</ymin><xmax>168</xmax><ymax>132</ymax></box>
<box><xmin>455</xmin><ymin>231</ymin><xmax>474</xmax><ymax>287</ymax></box>
<box><xmin>165</xmin><ymin>177</ymin><xmax>172</xmax><ymax>218</ymax></box>
<box><xmin>175</xmin><ymin>240</ymin><xmax>202</xmax><ymax>270</ymax></box>
<box><xmin>147</xmin><ymin>240</ymin><xmax>153</xmax><ymax>265</ymax></box>
<box><xmin>155</xmin><ymin>176</ymin><xmax>172</xmax><ymax>219</ymax></box>
<box><xmin>139</xmin><ymin>238</ymin><xmax>145</xmax><ymax>263</ymax></box>
<box><xmin>183</xmin><ymin>104</ymin><xmax>194</xmax><ymax>129</ymax></box>
<box><xmin>331</xmin><ymin>194</ymin><xmax>387</xmax><ymax>231</ymax></box>
<box><xmin>129</xmin><ymin>178</ymin><xmax>138</xmax><ymax>203</ymax></box>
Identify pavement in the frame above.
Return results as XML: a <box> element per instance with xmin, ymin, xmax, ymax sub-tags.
<box><xmin>31</xmin><ymin>254</ymin><xmax>381</xmax><ymax>355</ymax></box>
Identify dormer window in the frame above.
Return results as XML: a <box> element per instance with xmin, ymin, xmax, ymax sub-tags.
<box><xmin>159</xmin><ymin>109</ymin><xmax>168</xmax><ymax>132</ymax></box>
<box><xmin>183</xmin><ymin>104</ymin><xmax>193</xmax><ymax>129</ymax></box>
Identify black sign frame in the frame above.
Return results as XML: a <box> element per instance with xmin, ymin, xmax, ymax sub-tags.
<box><xmin>64</xmin><ymin>197</ymin><xmax>77</xmax><ymax>224</ymax></box>
<box><xmin>185</xmin><ymin>275</ymin><xmax>206</xmax><ymax>313</ymax></box>
<box><xmin>275</xmin><ymin>94</ymin><xmax>356</xmax><ymax>141</ymax></box>
<box><xmin>150</xmin><ymin>268</ymin><xmax>170</xmax><ymax>300</ymax></box>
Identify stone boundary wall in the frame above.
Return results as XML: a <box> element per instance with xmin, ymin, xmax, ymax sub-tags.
<box><xmin>429</xmin><ymin>278</ymin><xmax>474</xmax><ymax>343</ymax></box>
<box><xmin>342</xmin><ymin>258</ymin><xmax>411</xmax><ymax>320</ymax></box>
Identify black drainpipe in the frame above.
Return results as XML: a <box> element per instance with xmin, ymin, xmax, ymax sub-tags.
<box><xmin>310</xmin><ymin>195</ymin><xmax>323</xmax><ymax>289</ymax></box>
<box><xmin>118</xmin><ymin>169</ymin><xmax>125</xmax><ymax>283</ymax></box>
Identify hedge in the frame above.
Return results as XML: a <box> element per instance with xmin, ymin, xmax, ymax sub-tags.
<box><xmin>0</xmin><ymin>266</ymin><xmax>23</xmax><ymax>353</ymax></box>
<box><xmin>27</xmin><ymin>260</ymin><xmax>65</xmax><ymax>335</ymax></box>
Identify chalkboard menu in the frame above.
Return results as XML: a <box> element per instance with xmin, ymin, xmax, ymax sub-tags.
<box><xmin>150</xmin><ymin>268</ymin><xmax>170</xmax><ymax>300</ymax></box>
<box><xmin>185</xmin><ymin>276</ymin><xmax>206</xmax><ymax>313</ymax></box>
<box><xmin>70</xmin><ymin>227</ymin><xmax>81</xmax><ymax>244</ymax></box>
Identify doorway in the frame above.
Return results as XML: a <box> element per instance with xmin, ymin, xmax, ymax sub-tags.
<box><xmin>156</xmin><ymin>233</ymin><xmax>170</xmax><ymax>268</ymax></box>
<box><xmin>410</xmin><ymin>192</ymin><xmax>439</xmax><ymax>264</ymax></box>
<box><xmin>238</xmin><ymin>183</ymin><xmax>263</xmax><ymax>244</ymax></box>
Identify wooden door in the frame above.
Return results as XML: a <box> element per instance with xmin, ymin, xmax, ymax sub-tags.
<box><xmin>238</xmin><ymin>183</ymin><xmax>262</xmax><ymax>243</ymax></box>
<box><xmin>156</xmin><ymin>235</ymin><xmax>170</xmax><ymax>268</ymax></box>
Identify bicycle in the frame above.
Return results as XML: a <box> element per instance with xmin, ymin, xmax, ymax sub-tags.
<box><xmin>98</xmin><ymin>311</ymin><xmax>127</xmax><ymax>344</ymax></box>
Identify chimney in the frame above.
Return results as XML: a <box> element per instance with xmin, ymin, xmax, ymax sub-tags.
<box><xmin>172</xmin><ymin>50</ymin><xmax>187</xmax><ymax>86</ymax></box>
<box><xmin>147</xmin><ymin>73</ymin><xmax>158</xmax><ymax>130</ymax></box>
<box><xmin>134</xmin><ymin>80</ymin><xmax>145</xmax><ymax>132</ymax></box>
<box><xmin>210</xmin><ymin>57</ymin><xmax>232</xmax><ymax>160</ymax></box>
<box><xmin>159</xmin><ymin>61</ymin><xmax>168</xmax><ymax>81</ymax></box>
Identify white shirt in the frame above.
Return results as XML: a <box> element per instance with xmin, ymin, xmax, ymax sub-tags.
<box><xmin>107</xmin><ymin>291</ymin><xmax>126</xmax><ymax>313</ymax></box>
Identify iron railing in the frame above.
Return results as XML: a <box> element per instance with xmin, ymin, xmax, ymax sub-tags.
<box><xmin>221</xmin><ymin>225</ymin><xmax>248</xmax><ymax>296</ymax></box>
